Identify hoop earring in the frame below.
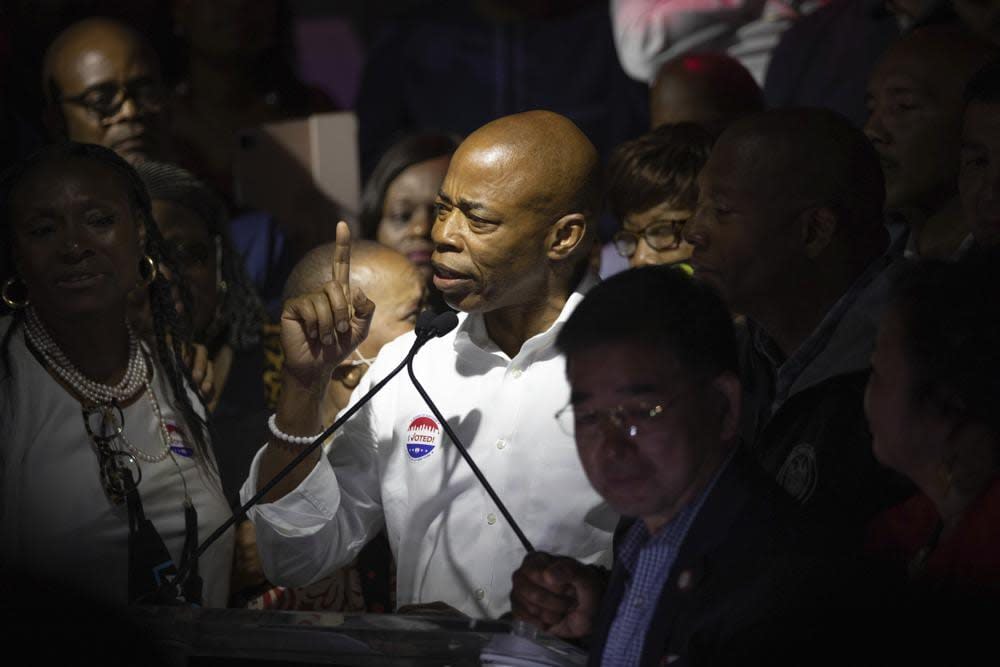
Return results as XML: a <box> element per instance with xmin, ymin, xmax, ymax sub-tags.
<box><xmin>2</xmin><ymin>276</ymin><xmax>29</xmax><ymax>309</ymax></box>
<box><xmin>139</xmin><ymin>255</ymin><xmax>158</xmax><ymax>287</ymax></box>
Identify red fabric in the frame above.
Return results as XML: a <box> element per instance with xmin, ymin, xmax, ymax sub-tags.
<box><xmin>865</xmin><ymin>475</ymin><xmax>1000</xmax><ymax>594</ymax></box>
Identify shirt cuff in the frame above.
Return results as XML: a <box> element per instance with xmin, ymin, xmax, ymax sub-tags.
<box><xmin>239</xmin><ymin>442</ymin><xmax>342</xmax><ymax>532</ymax></box>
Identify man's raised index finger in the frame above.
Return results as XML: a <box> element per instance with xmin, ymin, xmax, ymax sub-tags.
<box><xmin>333</xmin><ymin>221</ymin><xmax>351</xmax><ymax>287</ymax></box>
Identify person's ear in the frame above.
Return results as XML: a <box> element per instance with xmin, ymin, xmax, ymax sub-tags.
<box><xmin>801</xmin><ymin>206</ymin><xmax>837</xmax><ymax>259</ymax></box>
<box><xmin>136</xmin><ymin>213</ymin><xmax>148</xmax><ymax>253</ymax></box>
<box><xmin>546</xmin><ymin>212</ymin><xmax>589</xmax><ymax>262</ymax></box>
<box><xmin>711</xmin><ymin>372</ymin><xmax>742</xmax><ymax>442</ymax></box>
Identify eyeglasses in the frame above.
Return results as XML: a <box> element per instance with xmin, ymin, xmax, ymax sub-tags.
<box><xmin>82</xmin><ymin>403</ymin><xmax>142</xmax><ymax>504</ymax></box>
<box><xmin>555</xmin><ymin>400</ymin><xmax>668</xmax><ymax>439</ymax></box>
<box><xmin>613</xmin><ymin>220</ymin><xmax>686</xmax><ymax>258</ymax></box>
<box><xmin>60</xmin><ymin>78</ymin><xmax>163</xmax><ymax>120</ymax></box>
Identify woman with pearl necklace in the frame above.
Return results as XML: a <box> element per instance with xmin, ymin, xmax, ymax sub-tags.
<box><xmin>0</xmin><ymin>143</ymin><xmax>233</xmax><ymax>607</ymax></box>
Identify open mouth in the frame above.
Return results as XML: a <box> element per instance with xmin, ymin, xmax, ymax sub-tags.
<box><xmin>431</xmin><ymin>263</ymin><xmax>473</xmax><ymax>291</ymax></box>
<box><xmin>55</xmin><ymin>272</ymin><xmax>104</xmax><ymax>289</ymax></box>
<box><xmin>112</xmin><ymin>135</ymin><xmax>150</xmax><ymax>152</ymax></box>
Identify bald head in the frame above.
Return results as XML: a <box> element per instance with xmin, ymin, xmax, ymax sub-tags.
<box><xmin>685</xmin><ymin>109</ymin><xmax>888</xmax><ymax>323</ymax></box>
<box><xmin>719</xmin><ymin>109</ymin><xmax>886</xmax><ymax>237</ymax></box>
<box><xmin>650</xmin><ymin>53</ymin><xmax>764</xmax><ymax>133</ymax></box>
<box><xmin>285</xmin><ymin>239</ymin><xmax>425</xmax><ymax>358</ymax></box>
<box><xmin>458</xmin><ymin>110</ymin><xmax>601</xmax><ymax>219</ymax></box>
<box><xmin>876</xmin><ymin>25</ymin><xmax>997</xmax><ymax>101</ymax></box>
<box><xmin>283</xmin><ymin>240</ymin><xmax>411</xmax><ymax>301</ymax></box>
<box><xmin>866</xmin><ymin>26</ymin><xmax>998</xmax><ymax>213</ymax></box>
<box><xmin>43</xmin><ymin>18</ymin><xmax>166</xmax><ymax>162</ymax></box>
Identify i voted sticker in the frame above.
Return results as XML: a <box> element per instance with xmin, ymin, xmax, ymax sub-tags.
<box><xmin>166</xmin><ymin>421</ymin><xmax>194</xmax><ymax>458</ymax></box>
<box><xmin>406</xmin><ymin>415</ymin><xmax>441</xmax><ymax>461</ymax></box>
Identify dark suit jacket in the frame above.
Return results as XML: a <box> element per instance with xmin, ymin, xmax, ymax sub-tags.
<box><xmin>587</xmin><ymin>453</ymin><xmax>842</xmax><ymax>667</ymax></box>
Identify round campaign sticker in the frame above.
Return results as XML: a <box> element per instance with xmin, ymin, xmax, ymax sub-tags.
<box><xmin>165</xmin><ymin>421</ymin><xmax>194</xmax><ymax>458</ymax></box>
<box><xmin>406</xmin><ymin>415</ymin><xmax>441</xmax><ymax>461</ymax></box>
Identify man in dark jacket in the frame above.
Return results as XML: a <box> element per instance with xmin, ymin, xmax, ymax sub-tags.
<box><xmin>683</xmin><ymin>108</ymin><xmax>911</xmax><ymax>539</ymax></box>
<box><xmin>511</xmin><ymin>267</ymin><xmax>839</xmax><ymax>666</ymax></box>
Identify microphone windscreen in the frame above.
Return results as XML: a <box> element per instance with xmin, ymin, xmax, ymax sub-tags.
<box><xmin>415</xmin><ymin>309</ymin><xmax>437</xmax><ymax>337</ymax></box>
<box><xmin>431</xmin><ymin>311</ymin><xmax>459</xmax><ymax>337</ymax></box>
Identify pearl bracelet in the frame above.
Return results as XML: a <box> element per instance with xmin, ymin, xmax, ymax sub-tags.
<box><xmin>267</xmin><ymin>413</ymin><xmax>325</xmax><ymax>447</ymax></box>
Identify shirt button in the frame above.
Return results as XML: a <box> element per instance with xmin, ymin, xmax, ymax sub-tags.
<box><xmin>496</xmin><ymin>439</ymin><xmax>507</xmax><ymax>450</ymax></box>
<box><xmin>475</xmin><ymin>588</ymin><xmax>486</xmax><ymax>600</ymax></box>
<box><xmin>487</xmin><ymin>513</ymin><xmax>497</xmax><ymax>525</ymax></box>
<box><xmin>511</xmin><ymin>368</ymin><xmax>523</xmax><ymax>379</ymax></box>
<box><xmin>633</xmin><ymin>594</ymin><xmax>645</xmax><ymax>608</ymax></box>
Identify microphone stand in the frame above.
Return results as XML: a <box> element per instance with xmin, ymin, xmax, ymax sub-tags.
<box><xmin>405</xmin><ymin>315</ymin><xmax>536</xmax><ymax>554</ymax></box>
<box><xmin>159</xmin><ymin>312</ymin><xmax>443</xmax><ymax>602</ymax></box>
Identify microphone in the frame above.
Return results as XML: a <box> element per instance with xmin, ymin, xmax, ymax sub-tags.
<box><xmin>405</xmin><ymin>313</ymin><xmax>536</xmax><ymax>554</ymax></box>
<box><xmin>163</xmin><ymin>310</ymin><xmax>446</xmax><ymax>601</ymax></box>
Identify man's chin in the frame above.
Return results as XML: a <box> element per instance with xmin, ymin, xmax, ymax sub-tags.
<box><xmin>436</xmin><ymin>287</ymin><xmax>484</xmax><ymax>314</ymax></box>
<box><xmin>599</xmin><ymin>481</ymin><xmax>656</xmax><ymax>516</ymax></box>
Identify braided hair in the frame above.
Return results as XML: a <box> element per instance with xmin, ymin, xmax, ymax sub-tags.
<box><xmin>134</xmin><ymin>160</ymin><xmax>264</xmax><ymax>353</ymax></box>
<box><xmin>0</xmin><ymin>142</ymin><xmax>215</xmax><ymax>477</ymax></box>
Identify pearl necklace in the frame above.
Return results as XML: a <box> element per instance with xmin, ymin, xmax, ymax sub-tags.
<box><xmin>25</xmin><ymin>307</ymin><xmax>172</xmax><ymax>463</ymax></box>
<box><xmin>25</xmin><ymin>307</ymin><xmax>146</xmax><ymax>404</ymax></box>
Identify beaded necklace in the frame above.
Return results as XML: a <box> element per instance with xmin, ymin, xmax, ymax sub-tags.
<box><xmin>24</xmin><ymin>307</ymin><xmax>171</xmax><ymax>463</ymax></box>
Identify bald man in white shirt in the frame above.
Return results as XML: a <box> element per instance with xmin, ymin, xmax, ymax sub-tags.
<box><xmin>241</xmin><ymin>110</ymin><xmax>617</xmax><ymax>618</ymax></box>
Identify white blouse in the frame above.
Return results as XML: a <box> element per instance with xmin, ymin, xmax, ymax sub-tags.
<box><xmin>0</xmin><ymin>317</ymin><xmax>234</xmax><ymax>607</ymax></box>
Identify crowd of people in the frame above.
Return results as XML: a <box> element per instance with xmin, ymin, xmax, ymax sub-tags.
<box><xmin>1</xmin><ymin>1</ymin><xmax>999</xmax><ymax>665</ymax></box>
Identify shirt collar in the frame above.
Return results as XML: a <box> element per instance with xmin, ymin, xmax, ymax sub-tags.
<box><xmin>452</xmin><ymin>271</ymin><xmax>600</xmax><ymax>361</ymax></box>
<box><xmin>616</xmin><ymin>452</ymin><xmax>734</xmax><ymax>575</ymax></box>
<box><xmin>753</xmin><ymin>235</ymin><xmax>898</xmax><ymax>408</ymax></box>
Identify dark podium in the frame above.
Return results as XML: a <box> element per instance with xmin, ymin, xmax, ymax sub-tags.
<box><xmin>131</xmin><ymin>606</ymin><xmax>587</xmax><ymax>666</ymax></box>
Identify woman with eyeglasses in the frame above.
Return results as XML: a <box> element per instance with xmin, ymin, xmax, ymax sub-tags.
<box><xmin>0</xmin><ymin>143</ymin><xmax>233</xmax><ymax>607</ymax></box>
<box><xmin>605</xmin><ymin>123</ymin><xmax>713</xmax><ymax>271</ymax></box>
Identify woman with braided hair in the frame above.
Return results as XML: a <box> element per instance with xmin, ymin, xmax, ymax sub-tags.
<box><xmin>0</xmin><ymin>142</ymin><xmax>233</xmax><ymax>606</ymax></box>
<box><xmin>134</xmin><ymin>162</ymin><xmax>270</xmax><ymax>595</ymax></box>
<box><xmin>133</xmin><ymin>159</ymin><xmax>265</xmax><ymax>412</ymax></box>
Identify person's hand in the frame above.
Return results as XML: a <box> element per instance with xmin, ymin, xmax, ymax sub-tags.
<box><xmin>280</xmin><ymin>222</ymin><xmax>374</xmax><ymax>389</ymax></box>
<box><xmin>183</xmin><ymin>342</ymin><xmax>215</xmax><ymax>402</ymax></box>
<box><xmin>511</xmin><ymin>552</ymin><xmax>606</xmax><ymax>639</ymax></box>
<box><xmin>231</xmin><ymin>519</ymin><xmax>269</xmax><ymax>594</ymax></box>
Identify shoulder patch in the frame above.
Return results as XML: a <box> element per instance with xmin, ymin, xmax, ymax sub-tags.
<box><xmin>776</xmin><ymin>442</ymin><xmax>818</xmax><ymax>503</ymax></box>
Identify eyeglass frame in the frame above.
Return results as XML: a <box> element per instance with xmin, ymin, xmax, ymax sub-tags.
<box><xmin>554</xmin><ymin>399</ymin><xmax>674</xmax><ymax>440</ymax></box>
<box><xmin>612</xmin><ymin>219</ymin><xmax>687</xmax><ymax>259</ymax></box>
<box><xmin>57</xmin><ymin>76</ymin><xmax>164</xmax><ymax>121</ymax></box>
<box><xmin>82</xmin><ymin>402</ymin><xmax>142</xmax><ymax>504</ymax></box>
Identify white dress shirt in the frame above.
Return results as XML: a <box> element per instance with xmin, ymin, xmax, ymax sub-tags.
<box><xmin>242</xmin><ymin>275</ymin><xmax>617</xmax><ymax>618</ymax></box>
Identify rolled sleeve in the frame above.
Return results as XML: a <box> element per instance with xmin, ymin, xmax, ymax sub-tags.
<box><xmin>238</xmin><ymin>370</ymin><xmax>387</xmax><ymax>589</ymax></box>
<box><xmin>238</xmin><ymin>443</ymin><xmax>344</xmax><ymax>587</ymax></box>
